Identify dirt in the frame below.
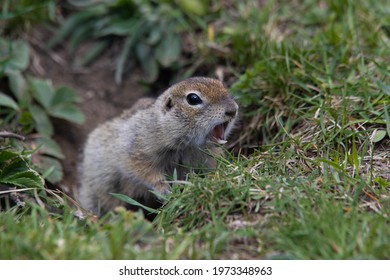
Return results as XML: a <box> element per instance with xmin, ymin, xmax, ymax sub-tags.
<box><xmin>27</xmin><ymin>26</ymin><xmax>152</xmax><ymax>196</ymax></box>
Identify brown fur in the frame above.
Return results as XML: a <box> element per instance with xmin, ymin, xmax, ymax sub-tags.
<box><xmin>78</xmin><ymin>77</ymin><xmax>238</xmax><ymax>216</ymax></box>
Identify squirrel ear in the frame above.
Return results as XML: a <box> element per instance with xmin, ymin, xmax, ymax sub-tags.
<box><xmin>165</xmin><ymin>97</ymin><xmax>173</xmax><ymax>111</ymax></box>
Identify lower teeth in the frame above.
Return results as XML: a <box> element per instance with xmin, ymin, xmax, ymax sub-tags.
<box><xmin>217</xmin><ymin>139</ymin><xmax>227</xmax><ymax>144</ymax></box>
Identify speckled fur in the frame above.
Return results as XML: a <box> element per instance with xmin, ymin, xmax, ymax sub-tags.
<box><xmin>78</xmin><ymin>77</ymin><xmax>238</xmax><ymax>216</ymax></box>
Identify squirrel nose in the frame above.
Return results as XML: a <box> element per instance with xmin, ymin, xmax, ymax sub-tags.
<box><xmin>225</xmin><ymin>102</ymin><xmax>238</xmax><ymax>118</ymax></box>
<box><xmin>222</xmin><ymin>97</ymin><xmax>238</xmax><ymax>118</ymax></box>
<box><xmin>225</xmin><ymin>108</ymin><xmax>237</xmax><ymax>118</ymax></box>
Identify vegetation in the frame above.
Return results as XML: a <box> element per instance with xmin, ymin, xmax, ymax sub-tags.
<box><xmin>47</xmin><ymin>0</ymin><xmax>218</xmax><ymax>84</ymax></box>
<box><xmin>0</xmin><ymin>36</ymin><xmax>84</xmax><ymax>183</ymax></box>
<box><xmin>0</xmin><ymin>0</ymin><xmax>389</xmax><ymax>259</ymax></box>
<box><xmin>0</xmin><ymin>0</ymin><xmax>56</xmax><ymax>34</ymax></box>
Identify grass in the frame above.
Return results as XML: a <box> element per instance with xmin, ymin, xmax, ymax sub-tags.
<box><xmin>1</xmin><ymin>0</ymin><xmax>389</xmax><ymax>259</ymax></box>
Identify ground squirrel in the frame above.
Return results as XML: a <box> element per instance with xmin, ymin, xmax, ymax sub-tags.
<box><xmin>78</xmin><ymin>77</ymin><xmax>238</xmax><ymax>217</ymax></box>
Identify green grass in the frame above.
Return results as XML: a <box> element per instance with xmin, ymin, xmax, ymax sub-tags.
<box><xmin>1</xmin><ymin>0</ymin><xmax>389</xmax><ymax>259</ymax></box>
<box><xmin>0</xmin><ymin>205</ymin><xmax>163</xmax><ymax>259</ymax></box>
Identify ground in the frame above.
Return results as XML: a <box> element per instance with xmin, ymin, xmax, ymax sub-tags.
<box><xmin>27</xmin><ymin>26</ymin><xmax>150</xmax><ymax>196</ymax></box>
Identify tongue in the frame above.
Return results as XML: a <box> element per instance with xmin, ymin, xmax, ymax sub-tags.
<box><xmin>212</xmin><ymin>124</ymin><xmax>227</xmax><ymax>144</ymax></box>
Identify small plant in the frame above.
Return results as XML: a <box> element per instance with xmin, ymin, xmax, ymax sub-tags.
<box><xmin>48</xmin><ymin>0</ymin><xmax>195</xmax><ymax>84</ymax></box>
<box><xmin>0</xmin><ymin>37</ymin><xmax>85</xmax><ymax>183</ymax></box>
<box><xmin>0</xmin><ymin>138</ymin><xmax>44</xmax><ymax>190</ymax></box>
<box><xmin>0</xmin><ymin>0</ymin><xmax>56</xmax><ymax>35</ymax></box>
<box><xmin>0</xmin><ymin>131</ymin><xmax>46</xmax><ymax>212</ymax></box>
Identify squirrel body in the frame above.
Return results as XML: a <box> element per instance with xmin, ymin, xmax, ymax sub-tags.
<box><xmin>78</xmin><ymin>77</ymin><xmax>238</xmax><ymax>216</ymax></box>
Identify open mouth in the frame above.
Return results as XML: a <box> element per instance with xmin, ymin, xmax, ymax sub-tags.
<box><xmin>209</xmin><ymin>121</ymin><xmax>229</xmax><ymax>144</ymax></box>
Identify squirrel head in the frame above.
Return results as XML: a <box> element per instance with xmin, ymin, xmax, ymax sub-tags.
<box><xmin>157</xmin><ymin>77</ymin><xmax>238</xmax><ymax>148</ymax></box>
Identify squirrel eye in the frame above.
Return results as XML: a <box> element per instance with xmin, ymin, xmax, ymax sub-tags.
<box><xmin>186</xmin><ymin>93</ymin><xmax>203</xmax><ymax>105</ymax></box>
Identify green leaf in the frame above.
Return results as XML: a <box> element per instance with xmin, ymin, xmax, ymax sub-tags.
<box><xmin>318</xmin><ymin>158</ymin><xmax>344</xmax><ymax>171</ymax></box>
<box><xmin>135</xmin><ymin>43</ymin><xmax>159</xmax><ymax>83</ymax></box>
<box><xmin>374</xmin><ymin>177</ymin><xmax>390</xmax><ymax>189</ymax></box>
<box><xmin>19</xmin><ymin>111</ymin><xmax>34</xmax><ymax>133</ymax></box>
<box><xmin>177</xmin><ymin>0</ymin><xmax>207</xmax><ymax>16</ymax></box>
<box><xmin>146</xmin><ymin>24</ymin><xmax>164</xmax><ymax>45</ymax></box>
<box><xmin>351</xmin><ymin>135</ymin><xmax>359</xmax><ymax>174</ymax></box>
<box><xmin>0</xmin><ymin>155</ymin><xmax>44</xmax><ymax>189</ymax></box>
<box><xmin>0</xmin><ymin>150</ymin><xmax>19</xmax><ymax>167</ymax></box>
<box><xmin>48</xmin><ymin>104</ymin><xmax>85</xmax><ymax>124</ymax></box>
<box><xmin>99</xmin><ymin>18</ymin><xmax>138</xmax><ymax>36</ymax></box>
<box><xmin>0</xmin><ymin>39</ymin><xmax>30</xmax><ymax>71</ymax></box>
<box><xmin>377</xmin><ymin>81</ymin><xmax>390</xmax><ymax>96</ymax></box>
<box><xmin>10</xmin><ymin>40</ymin><xmax>29</xmax><ymax>71</ymax></box>
<box><xmin>28</xmin><ymin>77</ymin><xmax>54</xmax><ymax>109</ymax></box>
<box><xmin>29</xmin><ymin>104</ymin><xmax>53</xmax><ymax>136</ymax></box>
<box><xmin>385</xmin><ymin>104</ymin><xmax>390</xmax><ymax>138</ymax></box>
<box><xmin>1</xmin><ymin>155</ymin><xmax>27</xmax><ymax>174</ymax></box>
<box><xmin>1</xmin><ymin>170</ymin><xmax>44</xmax><ymax>189</ymax></box>
<box><xmin>46</xmin><ymin>10</ymin><xmax>103</xmax><ymax>49</ymax></box>
<box><xmin>34</xmin><ymin>137</ymin><xmax>65</xmax><ymax>159</ymax></box>
<box><xmin>74</xmin><ymin>40</ymin><xmax>110</xmax><ymax>67</ymax></box>
<box><xmin>51</xmin><ymin>85</ymin><xmax>80</xmax><ymax>107</ymax></box>
<box><xmin>67</xmin><ymin>0</ymin><xmax>100</xmax><ymax>8</ymax></box>
<box><xmin>155</xmin><ymin>33</ymin><xmax>181</xmax><ymax>67</ymax></box>
<box><xmin>371</xmin><ymin>130</ymin><xmax>387</xmax><ymax>143</ymax></box>
<box><xmin>7</xmin><ymin>71</ymin><xmax>27</xmax><ymax>101</ymax></box>
<box><xmin>36</xmin><ymin>156</ymin><xmax>63</xmax><ymax>184</ymax></box>
<box><xmin>110</xmin><ymin>193</ymin><xmax>159</xmax><ymax>214</ymax></box>
<box><xmin>0</xmin><ymin>92</ymin><xmax>19</xmax><ymax>110</ymax></box>
<box><xmin>68</xmin><ymin>22</ymin><xmax>95</xmax><ymax>52</ymax></box>
<box><xmin>115</xmin><ymin>36</ymin><xmax>133</xmax><ymax>85</ymax></box>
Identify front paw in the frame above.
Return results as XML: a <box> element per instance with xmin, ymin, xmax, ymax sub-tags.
<box><xmin>154</xmin><ymin>182</ymin><xmax>171</xmax><ymax>196</ymax></box>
